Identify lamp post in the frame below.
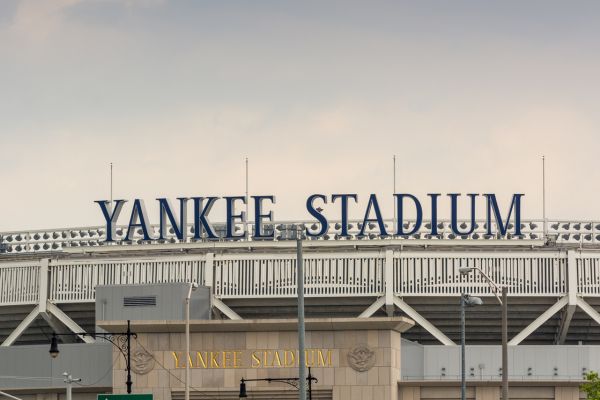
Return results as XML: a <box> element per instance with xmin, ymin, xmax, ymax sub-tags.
<box><xmin>460</xmin><ymin>293</ymin><xmax>483</xmax><ymax>400</ymax></box>
<box><xmin>49</xmin><ymin>320</ymin><xmax>136</xmax><ymax>393</ymax></box>
<box><xmin>297</xmin><ymin>225</ymin><xmax>307</xmax><ymax>400</ymax></box>
<box><xmin>459</xmin><ymin>266</ymin><xmax>508</xmax><ymax>400</ymax></box>
<box><xmin>63</xmin><ymin>372</ymin><xmax>81</xmax><ymax>400</ymax></box>
<box><xmin>185</xmin><ymin>282</ymin><xmax>199</xmax><ymax>400</ymax></box>
<box><xmin>239</xmin><ymin>367</ymin><xmax>318</xmax><ymax>400</ymax></box>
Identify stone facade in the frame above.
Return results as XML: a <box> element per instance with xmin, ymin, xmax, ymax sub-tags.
<box><xmin>106</xmin><ymin>317</ymin><xmax>412</xmax><ymax>400</ymax></box>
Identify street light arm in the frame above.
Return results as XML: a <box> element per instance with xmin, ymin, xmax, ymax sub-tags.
<box><xmin>471</xmin><ymin>266</ymin><xmax>503</xmax><ymax>305</ymax></box>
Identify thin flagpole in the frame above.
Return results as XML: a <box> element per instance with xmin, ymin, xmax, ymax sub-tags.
<box><xmin>245</xmin><ymin>157</ymin><xmax>249</xmax><ymax>238</ymax></box>
<box><xmin>542</xmin><ymin>156</ymin><xmax>547</xmax><ymax>239</ymax></box>
<box><xmin>110</xmin><ymin>162</ymin><xmax>113</xmax><ymax>207</ymax></box>
<box><xmin>393</xmin><ymin>155</ymin><xmax>397</xmax><ymax>234</ymax></box>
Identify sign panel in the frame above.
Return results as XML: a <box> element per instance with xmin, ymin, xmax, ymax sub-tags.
<box><xmin>97</xmin><ymin>395</ymin><xmax>153</xmax><ymax>400</ymax></box>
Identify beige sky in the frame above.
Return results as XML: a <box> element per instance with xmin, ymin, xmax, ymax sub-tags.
<box><xmin>1</xmin><ymin>0</ymin><xmax>599</xmax><ymax>231</ymax></box>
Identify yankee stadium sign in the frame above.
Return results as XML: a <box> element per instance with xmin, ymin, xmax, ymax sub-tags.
<box><xmin>95</xmin><ymin>193</ymin><xmax>523</xmax><ymax>242</ymax></box>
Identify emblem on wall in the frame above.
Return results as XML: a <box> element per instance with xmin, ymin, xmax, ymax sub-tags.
<box><xmin>347</xmin><ymin>344</ymin><xmax>376</xmax><ymax>372</ymax></box>
<box><xmin>131</xmin><ymin>347</ymin><xmax>156</xmax><ymax>375</ymax></box>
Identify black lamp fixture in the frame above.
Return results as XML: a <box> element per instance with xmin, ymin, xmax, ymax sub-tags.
<box><xmin>49</xmin><ymin>334</ymin><xmax>59</xmax><ymax>358</ymax></box>
<box><xmin>239</xmin><ymin>379</ymin><xmax>247</xmax><ymax>398</ymax></box>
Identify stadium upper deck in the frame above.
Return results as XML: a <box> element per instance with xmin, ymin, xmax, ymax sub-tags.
<box><xmin>1</xmin><ymin>219</ymin><xmax>600</xmax><ymax>348</ymax></box>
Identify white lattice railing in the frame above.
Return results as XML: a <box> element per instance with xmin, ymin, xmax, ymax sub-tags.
<box><xmin>212</xmin><ymin>253</ymin><xmax>385</xmax><ymax>298</ymax></box>
<box><xmin>49</xmin><ymin>256</ymin><xmax>205</xmax><ymax>303</ymax></box>
<box><xmin>4</xmin><ymin>251</ymin><xmax>600</xmax><ymax>306</ymax></box>
<box><xmin>576</xmin><ymin>255</ymin><xmax>600</xmax><ymax>295</ymax></box>
<box><xmin>394</xmin><ymin>253</ymin><xmax>567</xmax><ymax>296</ymax></box>
<box><xmin>0</xmin><ymin>263</ymin><xmax>39</xmax><ymax>306</ymax></box>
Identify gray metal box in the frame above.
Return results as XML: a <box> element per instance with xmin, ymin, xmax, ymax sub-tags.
<box><xmin>95</xmin><ymin>283</ymin><xmax>211</xmax><ymax>321</ymax></box>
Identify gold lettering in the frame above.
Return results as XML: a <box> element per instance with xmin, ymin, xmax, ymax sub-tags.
<box><xmin>210</xmin><ymin>352</ymin><xmax>219</xmax><ymax>368</ymax></box>
<box><xmin>172</xmin><ymin>352</ymin><xmax>182</xmax><ymax>369</ymax></box>
<box><xmin>273</xmin><ymin>350</ymin><xmax>282</xmax><ymax>367</ymax></box>
<box><xmin>265</xmin><ymin>351</ymin><xmax>272</xmax><ymax>367</ymax></box>
<box><xmin>318</xmin><ymin>349</ymin><xmax>332</xmax><ymax>367</ymax></box>
<box><xmin>251</xmin><ymin>351</ymin><xmax>261</xmax><ymax>368</ymax></box>
<box><xmin>188</xmin><ymin>353</ymin><xmax>194</xmax><ymax>368</ymax></box>
<box><xmin>233</xmin><ymin>351</ymin><xmax>242</xmax><ymax>368</ymax></box>
<box><xmin>305</xmin><ymin>349</ymin><xmax>315</xmax><ymax>367</ymax></box>
<box><xmin>284</xmin><ymin>350</ymin><xmax>295</xmax><ymax>367</ymax></box>
<box><xmin>223</xmin><ymin>351</ymin><xmax>232</xmax><ymax>368</ymax></box>
<box><xmin>196</xmin><ymin>352</ymin><xmax>208</xmax><ymax>369</ymax></box>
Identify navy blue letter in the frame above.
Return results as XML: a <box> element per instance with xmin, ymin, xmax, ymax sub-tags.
<box><xmin>394</xmin><ymin>194</ymin><xmax>422</xmax><ymax>235</ymax></box>
<box><xmin>484</xmin><ymin>194</ymin><xmax>524</xmax><ymax>236</ymax></box>
<box><xmin>331</xmin><ymin>194</ymin><xmax>358</xmax><ymax>237</ymax></box>
<box><xmin>306</xmin><ymin>194</ymin><xmax>328</xmax><ymax>237</ymax></box>
<box><xmin>95</xmin><ymin>199</ymin><xmax>127</xmax><ymax>242</ymax></box>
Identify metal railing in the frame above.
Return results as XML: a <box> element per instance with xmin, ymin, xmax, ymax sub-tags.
<box><xmin>3</xmin><ymin>250</ymin><xmax>600</xmax><ymax>306</ymax></box>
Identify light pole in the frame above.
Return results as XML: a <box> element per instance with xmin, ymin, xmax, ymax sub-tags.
<box><xmin>460</xmin><ymin>293</ymin><xmax>483</xmax><ymax>400</ymax></box>
<box><xmin>459</xmin><ymin>266</ymin><xmax>508</xmax><ymax>400</ymax></box>
<box><xmin>63</xmin><ymin>372</ymin><xmax>81</xmax><ymax>400</ymax></box>
<box><xmin>297</xmin><ymin>225</ymin><xmax>307</xmax><ymax>400</ymax></box>
<box><xmin>185</xmin><ymin>282</ymin><xmax>199</xmax><ymax>400</ymax></box>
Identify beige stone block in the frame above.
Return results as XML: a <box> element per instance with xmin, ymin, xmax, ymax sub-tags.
<box><xmin>246</xmin><ymin>332</ymin><xmax>257</xmax><ymax>349</ymax></box>
<box><xmin>356</xmin><ymin>370</ymin><xmax>368</xmax><ymax>386</ymax></box>
<box><xmin>351</xmin><ymin>385</ymin><xmax>363</xmax><ymax>400</ymax></box>
<box><xmin>321</xmin><ymin>367</ymin><xmax>335</xmax><ymax>386</ymax></box>
<box><xmin>367</xmin><ymin>330</ymin><xmax>379</xmax><ymax>348</ymax></box>
<box><xmin>383</xmin><ymin>348</ymin><xmax>392</xmax><ymax>367</ymax></box>
<box><xmin>157</xmin><ymin>334</ymin><xmax>169</xmax><ymax>351</ymax></box>
<box><xmin>373</xmin><ymin>385</ymin><xmax>385</xmax><ymax>399</ymax></box>
<box><xmin>391</xmin><ymin>331</ymin><xmax>401</xmax><ymax>350</ymax></box>
<box><xmin>213</xmin><ymin>332</ymin><xmax>225</xmax><ymax>349</ymax></box>
<box><xmin>355</xmin><ymin>330</ymin><xmax>368</xmax><ymax>345</ymax></box>
<box><xmin>322</xmin><ymin>331</ymin><xmax>334</xmax><ymax>348</ymax></box>
<box><xmin>256</xmin><ymin>332</ymin><xmax>268</xmax><ymax>349</ymax></box>
<box><xmin>201</xmin><ymin>332</ymin><xmax>213</xmax><ymax>349</ymax></box>
<box><xmin>311</xmin><ymin>332</ymin><xmax>324</xmax><ymax>348</ymax></box>
<box><xmin>367</xmin><ymin>367</ymin><xmax>379</xmax><ymax>386</ymax></box>
<box><xmin>379</xmin><ymin>330</ymin><xmax>390</xmax><ymax>348</ymax></box>
<box><xmin>334</xmin><ymin>331</ymin><xmax>346</xmax><ymax>348</ymax></box>
<box><xmin>333</xmin><ymin>386</ymin><xmax>341</xmax><ymax>400</ymax></box>
<box><xmin>267</xmin><ymin>331</ymin><xmax>279</xmax><ymax>349</ymax></box>
<box><xmin>190</xmin><ymin>333</ymin><xmax>203</xmax><ymax>349</ymax></box>
<box><xmin>362</xmin><ymin>386</ymin><xmax>373</xmax><ymax>399</ymax></box>
<box><xmin>339</xmin><ymin>385</ymin><xmax>352</xmax><ymax>400</ymax></box>
<box><xmin>339</xmin><ymin>349</ymin><xmax>348</xmax><ymax>368</ymax></box>
<box><xmin>346</xmin><ymin>367</ymin><xmax>358</xmax><ymax>385</ymax></box>
<box><xmin>555</xmin><ymin>386</ymin><xmax>580</xmax><ymax>400</ymax></box>
<box><xmin>223</xmin><ymin>368</ymin><xmax>235</xmax><ymax>388</ymax></box>
<box><xmin>135</xmin><ymin>372</ymin><xmax>148</xmax><ymax>388</ymax></box>
<box><xmin>169</xmin><ymin>333</ymin><xmax>183</xmax><ymax>351</ymax></box>
<box><xmin>335</xmin><ymin>366</ymin><xmax>347</xmax><ymax>385</ymax></box>
<box><xmin>476</xmin><ymin>386</ymin><xmax>500</xmax><ymax>400</ymax></box>
<box><xmin>378</xmin><ymin>367</ymin><xmax>390</xmax><ymax>385</ymax></box>
<box><xmin>147</xmin><ymin>370</ymin><xmax>159</xmax><ymax>388</ymax></box>
<box><xmin>157</xmin><ymin>370</ymin><xmax>169</xmax><ymax>388</ymax></box>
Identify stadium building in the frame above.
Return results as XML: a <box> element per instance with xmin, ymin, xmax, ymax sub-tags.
<box><xmin>1</xmin><ymin>204</ymin><xmax>600</xmax><ymax>400</ymax></box>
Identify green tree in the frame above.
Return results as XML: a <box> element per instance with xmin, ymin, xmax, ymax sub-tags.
<box><xmin>581</xmin><ymin>371</ymin><xmax>600</xmax><ymax>400</ymax></box>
